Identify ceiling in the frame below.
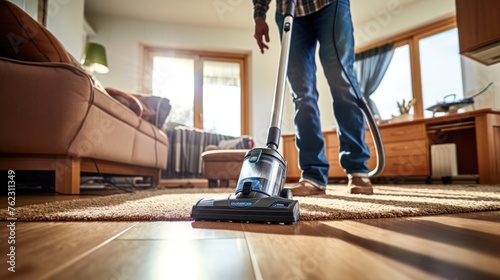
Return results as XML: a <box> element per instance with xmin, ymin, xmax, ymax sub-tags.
<box><xmin>84</xmin><ymin>0</ymin><xmax>406</xmax><ymax>30</ymax></box>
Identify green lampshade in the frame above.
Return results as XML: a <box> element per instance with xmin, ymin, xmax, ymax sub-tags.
<box><xmin>81</xmin><ymin>42</ymin><xmax>109</xmax><ymax>74</ymax></box>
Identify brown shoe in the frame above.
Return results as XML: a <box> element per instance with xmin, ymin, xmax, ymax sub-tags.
<box><xmin>287</xmin><ymin>181</ymin><xmax>326</xmax><ymax>196</ymax></box>
<box><xmin>348</xmin><ymin>177</ymin><xmax>373</xmax><ymax>195</ymax></box>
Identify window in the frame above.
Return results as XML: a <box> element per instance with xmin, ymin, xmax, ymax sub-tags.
<box><xmin>370</xmin><ymin>44</ymin><xmax>413</xmax><ymax>120</ymax></box>
<box><xmin>360</xmin><ymin>17</ymin><xmax>463</xmax><ymax>119</ymax></box>
<box><xmin>142</xmin><ymin>47</ymin><xmax>249</xmax><ymax>136</ymax></box>
<box><xmin>419</xmin><ymin>28</ymin><xmax>463</xmax><ymax>118</ymax></box>
<box><xmin>152</xmin><ymin>56</ymin><xmax>195</xmax><ymax>126</ymax></box>
<box><xmin>202</xmin><ymin>60</ymin><xmax>242</xmax><ymax>136</ymax></box>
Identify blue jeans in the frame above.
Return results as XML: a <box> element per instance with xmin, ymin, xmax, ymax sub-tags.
<box><xmin>276</xmin><ymin>0</ymin><xmax>370</xmax><ymax>186</ymax></box>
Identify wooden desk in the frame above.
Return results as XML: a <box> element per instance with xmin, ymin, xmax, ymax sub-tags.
<box><xmin>425</xmin><ymin>108</ymin><xmax>500</xmax><ymax>184</ymax></box>
<box><xmin>282</xmin><ymin>109</ymin><xmax>500</xmax><ymax>184</ymax></box>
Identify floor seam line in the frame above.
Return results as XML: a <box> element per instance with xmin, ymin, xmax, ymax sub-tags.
<box><xmin>244</xmin><ymin>232</ymin><xmax>263</xmax><ymax>280</ymax></box>
<box><xmin>39</xmin><ymin>222</ymin><xmax>140</xmax><ymax>280</ymax></box>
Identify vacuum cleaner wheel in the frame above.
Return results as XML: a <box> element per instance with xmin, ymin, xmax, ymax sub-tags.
<box><xmin>280</xmin><ymin>188</ymin><xmax>293</xmax><ymax>199</ymax></box>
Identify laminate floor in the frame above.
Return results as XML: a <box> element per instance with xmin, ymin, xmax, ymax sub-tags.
<box><xmin>1</xmin><ymin>210</ymin><xmax>499</xmax><ymax>280</ymax></box>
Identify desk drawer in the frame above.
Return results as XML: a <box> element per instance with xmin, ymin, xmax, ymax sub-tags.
<box><xmin>384</xmin><ymin>139</ymin><xmax>427</xmax><ymax>157</ymax></box>
<box><xmin>381</xmin><ymin>155</ymin><xmax>429</xmax><ymax>177</ymax></box>
<box><xmin>328</xmin><ymin>155</ymin><xmax>429</xmax><ymax>177</ymax></box>
<box><xmin>381</xmin><ymin>123</ymin><xmax>426</xmax><ymax>142</ymax></box>
<box><xmin>324</xmin><ymin>132</ymin><xmax>338</xmax><ymax>148</ymax></box>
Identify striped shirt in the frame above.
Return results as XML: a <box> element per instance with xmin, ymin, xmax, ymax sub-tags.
<box><xmin>253</xmin><ymin>0</ymin><xmax>336</xmax><ymax>19</ymax></box>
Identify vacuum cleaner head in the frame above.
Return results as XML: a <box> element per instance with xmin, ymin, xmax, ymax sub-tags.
<box><xmin>191</xmin><ymin>148</ymin><xmax>300</xmax><ymax>224</ymax></box>
<box><xmin>191</xmin><ymin>194</ymin><xmax>299</xmax><ymax>224</ymax></box>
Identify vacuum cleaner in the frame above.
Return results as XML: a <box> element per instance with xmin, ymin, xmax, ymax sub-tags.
<box><xmin>191</xmin><ymin>0</ymin><xmax>385</xmax><ymax>224</ymax></box>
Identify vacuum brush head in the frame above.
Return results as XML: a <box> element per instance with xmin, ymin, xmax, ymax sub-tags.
<box><xmin>191</xmin><ymin>193</ymin><xmax>299</xmax><ymax>224</ymax></box>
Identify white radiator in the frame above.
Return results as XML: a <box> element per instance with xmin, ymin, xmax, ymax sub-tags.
<box><xmin>431</xmin><ymin>144</ymin><xmax>458</xmax><ymax>177</ymax></box>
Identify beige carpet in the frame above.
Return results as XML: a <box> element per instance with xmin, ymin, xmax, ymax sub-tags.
<box><xmin>5</xmin><ymin>185</ymin><xmax>500</xmax><ymax>222</ymax></box>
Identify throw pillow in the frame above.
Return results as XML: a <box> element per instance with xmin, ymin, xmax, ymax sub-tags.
<box><xmin>218</xmin><ymin>136</ymin><xmax>254</xmax><ymax>149</ymax></box>
<box><xmin>0</xmin><ymin>0</ymin><xmax>72</xmax><ymax>63</ymax></box>
<box><xmin>133</xmin><ymin>94</ymin><xmax>171</xmax><ymax>129</ymax></box>
<box><xmin>105</xmin><ymin>88</ymin><xmax>172</xmax><ymax>129</ymax></box>
<box><xmin>105</xmin><ymin>87</ymin><xmax>144</xmax><ymax>118</ymax></box>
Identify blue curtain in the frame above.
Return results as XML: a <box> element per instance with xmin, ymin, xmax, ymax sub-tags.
<box><xmin>355</xmin><ymin>43</ymin><xmax>395</xmax><ymax>118</ymax></box>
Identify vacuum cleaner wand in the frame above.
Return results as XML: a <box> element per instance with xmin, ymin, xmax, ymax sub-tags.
<box><xmin>267</xmin><ymin>0</ymin><xmax>296</xmax><ymax>150</ymax></box>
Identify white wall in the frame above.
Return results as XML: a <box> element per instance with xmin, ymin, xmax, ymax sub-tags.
<box><xmin>353</xmin><ymin>0</ymin><xmax>456</xmax><ymax>48</ymax></box>
<box><xmin>461</xmin><ymin>57</ymin><xmax>500</xmax><ymax>110</ymax></box>
<box><xmin>46</xmin><ymin>0</ymin><xmax>85</xmax><ymax>59</ymax></box>
<box><xmin>10</xmin><ymin>0</ymin><xmax>84</xmax><ymax>57</ymax></box>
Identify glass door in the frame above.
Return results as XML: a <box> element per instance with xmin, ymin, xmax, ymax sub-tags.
<box><xmin>146</xmin><ymin>47</ymin><xmax>248</xmax><ymax>136</ymax></box>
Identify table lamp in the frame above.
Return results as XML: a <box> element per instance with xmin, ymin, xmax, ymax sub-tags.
<box><xmin>81</xmin><ymin>42</ymin><xmax>109</xmax><ymax>74</ymax></box>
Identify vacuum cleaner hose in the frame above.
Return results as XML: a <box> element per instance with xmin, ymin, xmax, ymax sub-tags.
<box><xmin>332</xmin><ymin>1</ymin><xmax>386</xmax><ymax>177</ymax></box>
<box><xmin>358</xmin><ymin>98</ymin><xmax>386</xmax><ymax>177</ymax></box>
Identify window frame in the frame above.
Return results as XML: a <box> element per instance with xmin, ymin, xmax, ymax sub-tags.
<box><xmin>356</xmin><ymin>17</ymin><xmax>458</xmax><ymax>119</ymax></box>
<box><xmin>141</xmin><ymin>46</ymin><xmax>250</xmax><ymax>135</ymax></box>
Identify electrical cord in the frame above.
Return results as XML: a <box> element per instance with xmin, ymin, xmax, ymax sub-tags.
<box><xmin>331</xmin><ymin>1</ymin><xmax>386</xmax><ymax>177</ymax></box>
<box><xmin>147</xmin><ymin>120</ymin><xmax>160</xmax><ymax>190</ymax></box>
<box><xmin>66</xmin><ymin>66</ymin><xmax>96</xmax><ymax>153</ymax></box>
<box><xmin>88</xmin><ymin>159</ymin><xmax>136</xmax><ymax>193</ymax></box>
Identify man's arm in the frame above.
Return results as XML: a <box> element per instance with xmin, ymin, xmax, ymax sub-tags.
<box><xmin>253</xmin><ymin>0</ymin><xmax>272</xmax><ymax>53</ymax></box>
<box><xmin>253</xmin><ymin>0</ymin><xmax>271</xmax><ymax>20</ymax></box>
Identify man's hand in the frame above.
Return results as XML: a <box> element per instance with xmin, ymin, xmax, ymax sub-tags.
<box><xmin>254</xmin><ymin>18</ymin><xmax>270</xmax><ymax>54</ymax></box>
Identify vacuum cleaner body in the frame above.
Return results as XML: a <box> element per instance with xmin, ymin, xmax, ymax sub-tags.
<box><xmin>191</xmin><ymin>0</ymin><xmax>300</xmax><ymax>224</ymax></box>
<box><xmin>191</xmin><ymin>148</ymin><xmax>300</xmax><ymax>224</ymax></box>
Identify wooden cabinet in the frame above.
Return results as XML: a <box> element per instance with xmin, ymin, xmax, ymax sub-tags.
<box><xmin>455</xmin><ymin>0</ymin><xmax>500</xmax><ymax>65</ymax></box>
<box><xmin>282</xmin><ymin>135</ymin><xmax>301</xmax><ymax>179</ymax></box>
<box><xmin>281</xmin><ymin>109</ymin><xmax>500</xmax><ymax>183</ymax></box>
<box><xmin>324</xmin><ymin>132</ymin><xmax>343</xmax><ymax>177</ymax></box>
<box><xmin>326</xmin><ymin>122</ymin><xmax>429</xmax><ymax>178</ymax></box>
<box><xmin>377</xmin><ymin>123</ymin><xmax>429</xmax><ymax>177</ymax></box>
<box><xmin>324</xmin><ymin>130</ymin><xmax>377</xmax><ymax>178</ymax></box>
<box><xmin>282</xmin><ymin>122</ymin><xmax>429</xmax><ymax>180</ymax></box>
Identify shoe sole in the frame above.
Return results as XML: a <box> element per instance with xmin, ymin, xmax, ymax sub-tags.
<box><xmin>292</xmin><ymin>190</ymin><xmax>326</xmax><ymax>196</ymax></box>
<box><xmin>287</xmin><ymin>187</ymin><xmax>326</xmax><ymax>196</ymax></box>
<box><xmin>349</xmin><ymin>186</ymin><xmax>374</xmax><ymax>195</ymax></box>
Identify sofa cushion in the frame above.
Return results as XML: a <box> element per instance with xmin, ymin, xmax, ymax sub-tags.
<box><xmin>106</xmin><ymin>87</ymin><xmax>145</xmax><ymax>118</ymax></box>
<box><xmin>105</xmin><ymin>87</ymin><xmax>171</xmax><ymax>129</ymax></box>
<box><xmin>0</xmin><ymin>0</ymin><xmax>72</xmax><ymax>63</ymax></box>
<box><xmin>134</xmin><ymin>94</ymin><xmax>172</xmax><ymax>129</ymax></box>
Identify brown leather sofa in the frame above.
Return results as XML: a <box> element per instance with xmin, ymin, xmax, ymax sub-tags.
<box><xmin>0</xmin><ymin>56</ymin><xmax>170</xmax><ymax>194</ymax></box>
<box><xmin>0</xmin><ymin>1</ymin><xmax>169</xmax><ymax>194</ymax></box>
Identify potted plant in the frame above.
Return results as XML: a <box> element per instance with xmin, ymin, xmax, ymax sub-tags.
<box><xmin>392</xmin><ymin>98</ymin><xmax>416</xmax><ymax>122</ymax></box>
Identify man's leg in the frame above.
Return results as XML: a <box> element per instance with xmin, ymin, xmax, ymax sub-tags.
<box><xmin>315</xmin><ymin>0</ymin><xmax>373</xmax><ymax>194</ymax></box>
<box><xmin>276</xmin><ymin>13</ymin><xmax>329</xmax><ymax>192</ymax></box>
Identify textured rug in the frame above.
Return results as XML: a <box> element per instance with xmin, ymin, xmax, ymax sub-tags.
<box><xmin>4</xmin><ymin>185</ymin><xmax>500</xmax><ymax>221</ymax></box>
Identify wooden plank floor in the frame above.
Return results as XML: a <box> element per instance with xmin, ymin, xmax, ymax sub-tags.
<box><xmin>1</xmin><ymin>211</ymin><xmax>499</xmax><ymax>279</ymax></box>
